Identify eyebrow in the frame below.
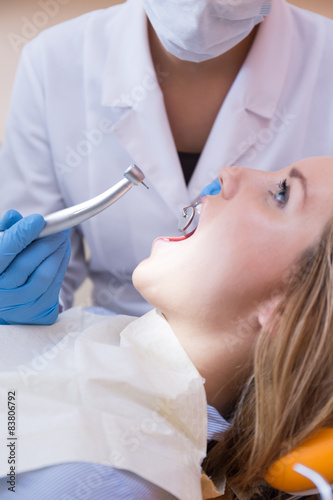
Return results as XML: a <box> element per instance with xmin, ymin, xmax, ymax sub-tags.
<box><xmin>289</xmin><ymin>166</ymin><xmax>308</xmax><ymax>201</ymax></box>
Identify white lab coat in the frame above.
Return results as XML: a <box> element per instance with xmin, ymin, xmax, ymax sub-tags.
<box><xmin>0</xmin><ymin>0</ymin><xmax>333</xmax><ymax>316</ymax></box>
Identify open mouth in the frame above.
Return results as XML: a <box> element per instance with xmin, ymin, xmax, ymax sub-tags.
<box><xmin>162</xmin><ymin>227</ymin><xmax>197</xmax><ymax>242</ymax></box>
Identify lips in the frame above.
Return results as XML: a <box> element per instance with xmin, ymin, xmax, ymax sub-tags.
<box><xmin>153</xmin><ymin>227</ymin><xmax>197</xmax><ymax>246</ymax></box>
<box><xmin>163</xmin><ymin>227</ymin><xmax>197</xmax><ymax>242</ymax></box>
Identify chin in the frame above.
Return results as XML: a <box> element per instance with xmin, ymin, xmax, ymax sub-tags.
<box><xmin>132</xmin><ymin>256</ymin><xmax>168</xmax><ymax>311</ymax></box>
<box><xmin>132</xmin><ymin>257</ymin><xmax>153</xmax><ymax>301</ymax></box>
<box><xmin>132</xmin><ymin>259</ymin><xmax>145</xmax><ymax>293</ymax></box>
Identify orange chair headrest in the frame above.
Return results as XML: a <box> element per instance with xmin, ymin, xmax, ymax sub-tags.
<box><xmin>264</xmin><ymin>428</ymin><xmax>333</xmax><ymax>494</ymax></box>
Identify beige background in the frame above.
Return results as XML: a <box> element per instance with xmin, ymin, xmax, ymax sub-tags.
<box><xmin>0</xmin><ymin>0</ymin><xmax>332</xmax><ymax>306</ymax></box>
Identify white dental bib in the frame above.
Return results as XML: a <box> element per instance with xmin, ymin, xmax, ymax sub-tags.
<box><xmin>0</xmin><ymin>308</ymin><xmax>207</xmax><ymax>500</ymax></box>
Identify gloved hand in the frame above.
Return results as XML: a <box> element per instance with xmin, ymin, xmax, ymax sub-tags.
<box><xmin>0</xmin><ymin>210</ymin><xmax>71</xmax><ymax>325</ymax></box>
<box><xmin>201</xmin><ymin>179</ymin><xmax>221</xmax><ymax>197</ymax></box>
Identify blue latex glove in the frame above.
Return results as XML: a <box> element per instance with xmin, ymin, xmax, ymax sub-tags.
<box><xmin>201</xmin><ymin>179</ymin><xmax>221</xmax><ymax>197</ymax></box>
<box><xmin>0</xmin><ymin>210</ymin><xmax>71</xmax><ymax>325</ymax></box>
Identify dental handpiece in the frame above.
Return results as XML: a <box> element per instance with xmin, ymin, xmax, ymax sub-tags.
<box><xmin>0</xmin><ymin>164</ymin><xmax>148</xmax><ymax>240</ymax></box>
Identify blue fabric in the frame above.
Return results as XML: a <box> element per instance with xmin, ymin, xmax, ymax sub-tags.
<box><xmin>0</xmin><ymin>405</ymin><xmax>229</xmax><ymax>499</ymax></box>
<box><xmin>207</xmin><ymin>404</ymin><xmax>231</xmax><ymax>441</ymax></box>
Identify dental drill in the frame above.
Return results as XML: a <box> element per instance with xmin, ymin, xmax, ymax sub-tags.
<box><xmin>0</xmin><ymin>165</ymin><xmax>148</xmax><ymax>240</ymax></box>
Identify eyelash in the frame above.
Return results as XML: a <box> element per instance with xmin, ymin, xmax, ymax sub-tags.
<box><xmin>269</xmin><ymin>179</ymin><xmax>290</xmax><ymax>207</ymax></box>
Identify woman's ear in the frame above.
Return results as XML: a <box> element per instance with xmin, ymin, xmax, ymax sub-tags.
<box><xmin>257</xmin><ymin>295</ymin><xmax>282</xmax><ymax>329</ymax></box>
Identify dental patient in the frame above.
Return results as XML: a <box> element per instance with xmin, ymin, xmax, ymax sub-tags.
<box><xmin>0</xmin><ymin>156</ymin><xmax>333</xmax><ymax>500</ymax></box>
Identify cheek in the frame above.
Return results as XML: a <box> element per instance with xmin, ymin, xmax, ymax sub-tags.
<box><xmin>229</xmin><ymin>227</ymin><xmax>312</xmax><ymax>304</ymax></box>
<box><xmin>209</xmin><ymin>208</ymin><xmax>298</xmax><ymax>296</ymax></box>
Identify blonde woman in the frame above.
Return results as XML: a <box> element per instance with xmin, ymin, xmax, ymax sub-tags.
<box><xmin>0</xmin><ymin>156</ymin><xmax>332</xmax><ymax>499</ymax></box>
<box><xmin>133</xmin><ymin>155</ymin><xmax>333</xmax><ymax>499</ymax></box>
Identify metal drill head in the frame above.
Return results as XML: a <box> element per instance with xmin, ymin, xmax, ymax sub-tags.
<box><xmin>124</xmin><ymin>164</ymin><xmax>146</xmax><ymax>185</ymax></box>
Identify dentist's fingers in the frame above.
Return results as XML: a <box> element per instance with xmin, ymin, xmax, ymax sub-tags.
<box><xmin>0</xmin><ymin>229</ymin><xmax>71</xmax><ymax>289</ymax></box>
<box><xmin>0</xmin><ymin>237</ymin><xmax>71</xmax><ymax>309</ymax></box>
<box><xmin>0</xmin><ymin>209</ymin><xmax>23</xmax><ymax>231</ymax></box>
<box><xmin>0</xmin><ymin>213</ymin><xmax>45</xmax><ymax>273</ymax></box>
<box><xmin>22</xmin><ymin>239</ymin><xmax>72</xmax><ymax>325</ymax></box>
<box><xmin>0</xmin><ymin>210</ymin><xmax>71</xmax><ymax>325</ymax></box>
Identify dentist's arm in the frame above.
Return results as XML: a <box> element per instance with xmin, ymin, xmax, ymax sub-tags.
<box><xmin>0</xmin><ymin>40</ymin><xmax>88</xmax><ymax>311</ymax></box>
<box><xmin>0</xmin><ymin>210</ymin><xmax>71</xmax><ymax>325</ymax></box>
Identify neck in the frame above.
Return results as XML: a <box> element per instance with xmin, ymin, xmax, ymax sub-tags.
<box><xmin>147</xmin><ymin>21</ymin><xmax>259</xmax><ymax>83</ymax></box>
<box><xmin>164</xmin><ymin>313</ymin><xmax>259</xmax><ymax>418</ymax></box>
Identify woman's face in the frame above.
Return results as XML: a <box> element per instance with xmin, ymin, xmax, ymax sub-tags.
<box><xmin>133</xmin><ymin>157</ymin><xmax>333</xmax><ymax>330</ymax></box>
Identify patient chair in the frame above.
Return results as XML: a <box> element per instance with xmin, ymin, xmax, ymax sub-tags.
<box><xmin>204</xmin><ymin>429</ymin><xmax>333</xmax><ymax>500</ymax></box>
<box><xmin>265</xmin><ymin>428</ymin><xmax>333</xmax><ymax>499</ymax></box>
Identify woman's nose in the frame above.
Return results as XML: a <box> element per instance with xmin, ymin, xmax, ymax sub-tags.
<box><xmin>201</xmin><ymin>166</ymin><xmax>243</xmax><ymax>198</ymax></box>
<box><xmin>218</xmin><ymin>166</ymin><xmax>242</xmax><ymax>200</ymax></box>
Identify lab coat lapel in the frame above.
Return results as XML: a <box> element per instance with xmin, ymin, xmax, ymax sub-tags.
<box><xmin>101</xmin><ymin>0</ymin><xmax>190</xmax><ymax>218</ymax></box>
<box><xmin>187</xmin><ymin>102</ymin><xmax>264</xmax><ymax>201</ymax></box>
<box><xmin>188</xmin><ymin>0</ymin><xmax>293</xmax><ymax>199</ymax></box>
<box><xmin>110</xmin><ymin>97</ymin><xmax>189</xmax><ymax>218</ymax></box>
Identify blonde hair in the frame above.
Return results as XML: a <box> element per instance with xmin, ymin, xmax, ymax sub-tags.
<box><xmin>203</xmin><ymin>221</ymin><xmax>333</xmax><ymax>499</ymax></box>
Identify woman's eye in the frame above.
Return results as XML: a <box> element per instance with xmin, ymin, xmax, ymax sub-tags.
<box><xmin>269</xmin><ymin>179</ymin><xmax>290</xmax><ymax>207</ymax></box>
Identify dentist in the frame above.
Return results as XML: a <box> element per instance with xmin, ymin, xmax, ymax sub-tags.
<box><xmin>0</xmin><ymin>0</ymin><xmax>333</xmax><ymax>324</ymax></box>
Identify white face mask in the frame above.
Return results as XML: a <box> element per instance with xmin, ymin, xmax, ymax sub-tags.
<box><xmin>143</xmin><ymin>0</ymin><xmax>272</xmax><ymax>63</ymax></box>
